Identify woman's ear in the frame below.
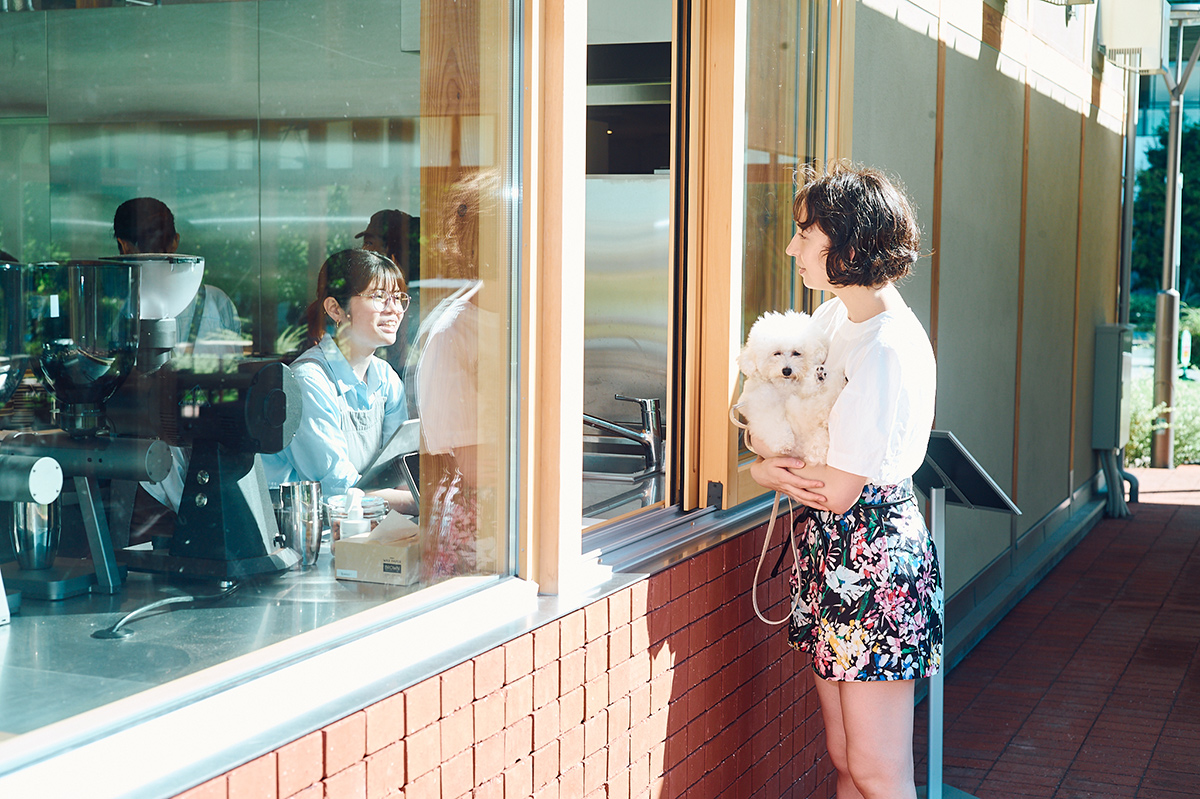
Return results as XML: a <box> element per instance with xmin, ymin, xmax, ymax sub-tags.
<box><xmin>322</xmin><ymin>296</ymin><xmax>344</xmax><ymax>324</ymax></box>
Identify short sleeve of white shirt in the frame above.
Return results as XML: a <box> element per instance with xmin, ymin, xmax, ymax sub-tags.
<box><xmin>417</xmin><ymin>286</ymin><xmax>481</xmax><ymax>455</ymax></box>
<box><xmin>813</xmin><ymin>298</ymin><xmax>937</xmax><ymax>485</ymax></box>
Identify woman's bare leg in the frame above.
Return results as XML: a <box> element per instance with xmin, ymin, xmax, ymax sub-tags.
<box><xmin>814</xmin><ymin>674</ymin><xmax>917</xmax><ymax>799</ymax></box>
<box><xmin>813</xmin><ymin>675</ymin><xmax>866</xmax><ymax>799</ymax></box>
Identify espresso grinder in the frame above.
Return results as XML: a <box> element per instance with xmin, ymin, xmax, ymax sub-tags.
<box><xmin>0</xmin><ymin>260</ymin><xmax>164</xmax><ymax>600</ymax></box>
<box><xmin>100</xmin><ymin>254</ymin><xmax>302</xmax><ymax>579</ymax></box>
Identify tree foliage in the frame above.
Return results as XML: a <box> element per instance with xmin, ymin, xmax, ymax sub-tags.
<box><xmin>1134</xmin><ymin>122</ymin><xmax>1200</xmax><ymax>303</ymax></box>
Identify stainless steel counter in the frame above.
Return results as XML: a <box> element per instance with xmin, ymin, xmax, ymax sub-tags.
<box><xmin>0</xmin><ymin>554</ymin><xmax>412</xmax><ymax>738</ymax></box>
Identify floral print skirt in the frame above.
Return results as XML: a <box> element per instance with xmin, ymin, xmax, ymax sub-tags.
<box><xmin>788</xmin><ymin>480</ymin><xmax>943</xmax><ymax>681</ymax></box>
<box><xmin>421</xmin><ymin>459</ymin><xmax>478</xmax><ymax>583</ymax></box>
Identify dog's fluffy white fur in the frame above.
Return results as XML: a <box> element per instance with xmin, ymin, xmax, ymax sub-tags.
<box><xmin>733</xmin><ymin>310</ymin><xmax>843</xmax><ymax>464</ymax></box>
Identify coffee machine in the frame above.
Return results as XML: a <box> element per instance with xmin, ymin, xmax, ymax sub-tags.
<box><xmin>98</xmin><ymin>254</ymin><xmax>302</xmax><ymax>579</ymax></box>
<box><xmin>0</xmin><ymin>260</ymin><xmax>151</xmax><ymax>597</ymax></box>
<box><xmin>0</xmin><ymin>260</ymin><xmax>172</xmax><ymax>599</ymax></box>
<box><xmin>0</xmin><ymin>262</ymin><xmax>65</xmax><ymax>618</ymax></box>
<box><xmin>0</xmin><ymin>255</ymin><xmax>301</xmax><ymax>594</ymax></box>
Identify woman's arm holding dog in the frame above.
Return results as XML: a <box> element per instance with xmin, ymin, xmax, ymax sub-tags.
<box><xmin>750</xmin><ymin>457</ymin><xmax>828</xmax><ymax>506</ymax></box>
<box><xmin>750</xmin><ymin>458</ymin><xmax>866</xmax><ymax>515</ymax></box>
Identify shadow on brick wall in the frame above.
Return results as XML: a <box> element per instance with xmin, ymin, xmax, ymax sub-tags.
<box><xmin>640</xmin><ymin>517</ymin><xmax>837</xmax><ymax>798</ymax></box>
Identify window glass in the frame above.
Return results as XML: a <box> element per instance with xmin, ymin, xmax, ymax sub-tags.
<box><xmin>742</xmin><ymin>0</ymin><xmax>817</xmax><ymax>336</ymax></box>
<box><xmin>0</xmin><ymin>0</ymin><xmax>516</xmax><ymax>738</ymax></box>
<box><xmin>581</xmin><ymin>9</ymin><xmax>672</xmax><ymax>526</ymax></box>
<box><xmin>737</xmin><ymin>0</ymin><xmax>817</xmax><ymax>456</ymax></box>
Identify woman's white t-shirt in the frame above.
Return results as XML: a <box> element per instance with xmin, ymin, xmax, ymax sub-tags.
<box><xmin>812</xmin><ymin>297</ymin><xmax>936</xmax><ymax>485</ymax></box>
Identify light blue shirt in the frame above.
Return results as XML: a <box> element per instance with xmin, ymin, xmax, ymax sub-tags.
<box><xmin>262</xmin><ymin>334</ymin><xmax>406</xmax><ymax>497</ymax></box>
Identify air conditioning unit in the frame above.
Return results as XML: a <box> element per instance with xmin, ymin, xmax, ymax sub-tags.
<box><xmin>1100</xmin><ymin>0</ymin><xmax>1169</xmax><ymax>73</ymax></box>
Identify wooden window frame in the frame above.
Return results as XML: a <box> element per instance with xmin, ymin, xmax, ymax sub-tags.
<box><xmin>685</xmin><ymin>0</ymin><xmax>855</xmax><ymax>512</ymax></box>
<box><xmin>520</xmin><ymin>0</ymin><xmax>856</xmax><ymax>594</ymax></box>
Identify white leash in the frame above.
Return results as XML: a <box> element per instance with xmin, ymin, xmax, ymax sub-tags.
<box><xmin>751</xmin><ymin>490</ymin><xmax>803</xmax><ymax>626</ymax></box>
<box><xmin>731</xmin><ymin>402</ymin><xmax>805</xmax><ymax>626</ymax></box>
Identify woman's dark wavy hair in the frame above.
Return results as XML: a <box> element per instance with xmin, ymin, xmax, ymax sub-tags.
<box><xmin>791</xmin><ymin>161</ymin><xmax>921</xmax><ymax>288</ymax></box>
<box><xmin>305</xmin><ymin>248</ymin><xmax>405</xmax><ymax>345</ymax></box>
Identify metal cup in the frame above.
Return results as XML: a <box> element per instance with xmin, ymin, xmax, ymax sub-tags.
<box><xmin>278</xmin><ymin>481</ymin><xmax>322</xmax><ymax>569</ymax></box>
<box><xmin>10</xmin><ymin>498</ymin><xmax>61</xmax><ymax>571</ymax></box>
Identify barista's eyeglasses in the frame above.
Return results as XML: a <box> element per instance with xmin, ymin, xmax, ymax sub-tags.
<box><xmin>358</xmin><ymin>291</ymin><xmax>410</xmax><ymax>312</ymax></box>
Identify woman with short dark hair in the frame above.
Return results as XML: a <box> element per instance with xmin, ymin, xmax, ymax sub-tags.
<box><xmin>751</xmin><ymin>161</ymin><xmax>941</xmax><ymax>799</ymax></box>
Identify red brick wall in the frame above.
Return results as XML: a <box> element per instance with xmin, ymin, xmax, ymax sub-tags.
<box><xmin>174</xmin><ymin>528</ymin><xmax>836</xmax><ymax>799</ymax></box>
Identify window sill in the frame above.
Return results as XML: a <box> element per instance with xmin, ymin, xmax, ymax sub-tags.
<box><xmin>584</xmin><ymin>491</ymin><xmax>774</xmax><ymax>575</ymax></box>
<box><xmin>0</xmin><ymin>493</ymin><xmax>775</xmax><ymax>798</ymax></box>
<box><xmin>0</xmin><ymin>574</ymin><xmax>536</xmax><ymax>798</ymax></box>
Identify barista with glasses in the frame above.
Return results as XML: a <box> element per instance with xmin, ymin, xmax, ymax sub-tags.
<box><xmin>263</xmin><ymin>249</ymin><xmax>417</xmax><ymax>515</ymax></box>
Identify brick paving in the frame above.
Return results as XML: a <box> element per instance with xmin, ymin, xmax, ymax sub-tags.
<box><xmin>915</xmin><ymin>466</ymin><xmax>1200</xmax><ymax>799</ymax></box>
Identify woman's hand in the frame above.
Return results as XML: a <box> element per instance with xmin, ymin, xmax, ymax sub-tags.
<box><xmin>750</xmin><ymin>456</ymin><xmax>828</xmax><ymax>508</ymax></box>
<box><xmin>369</xmin><ymin>487</ymin><xmax>419</xmax><ymax>517</ymax></box>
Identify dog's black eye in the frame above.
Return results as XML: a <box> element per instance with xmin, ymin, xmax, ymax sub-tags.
<box><xmin>773</xmin><ymin>351</ymin><xmax>782</xmax><ymax>356</ymax></box>
<box><xmin>791</xmin><ymin>351</ymin><xmax>801</xmax><ymax>357</ymax></box>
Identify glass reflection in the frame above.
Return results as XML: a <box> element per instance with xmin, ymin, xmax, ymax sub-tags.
<box><xmin>0</xmin><ymin>0</ymin><xmax>516</xmax><ymax>741</ymax></box>
<box><xmin>742</xmin><ymin>0</ymin><xmax>818</xmax><ymax>338</ymax></box>
<box><xmin>737</xmin><ymin>0</ymin><xmax>818</xmax><ymax>458</ymax></box>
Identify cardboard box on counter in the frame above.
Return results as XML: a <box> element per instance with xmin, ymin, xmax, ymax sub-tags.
<box><xmin>332</xmin><ymin>514</ymin><xmax>420</xmax><ymax>587</ymax></box>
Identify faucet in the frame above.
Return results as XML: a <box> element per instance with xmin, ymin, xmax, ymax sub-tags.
<box><xmin>583</xmin><ymin>394</ymin><xmax>664</xmax><ymax>472</ymax></box>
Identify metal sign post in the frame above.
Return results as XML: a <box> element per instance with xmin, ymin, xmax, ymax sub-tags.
<box><xmin>914</xmin><ymin>430</ymin><xmax>1021</xmax><ymax>799</ymax></box>
<box><xmin>0</xmin><ymin>564</ymin><xmax>10</xmax><ymax>625</ymax></box>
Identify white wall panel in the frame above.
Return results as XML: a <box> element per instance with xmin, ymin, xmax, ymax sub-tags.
<box><xmin>936</xmin><ymin>42</ymin><xmax>1025</xmax><ymax>594</ymax></box>
<box><xmin>852</xmin><ymin>2</ymin><xmax>938</xmax><ymax>327</ymax></box>
<box><xmin>1017</xmin><ymin>90</ymin><xmax>1078</xmax><ymax>529</ymax></box>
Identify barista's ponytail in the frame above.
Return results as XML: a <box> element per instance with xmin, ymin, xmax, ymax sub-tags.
<box><xmin>304</xmin><ymin>298</ymin><xmax>327</xmax><ymax>350</ymax></box>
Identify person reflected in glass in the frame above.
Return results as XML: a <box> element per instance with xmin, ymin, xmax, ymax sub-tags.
<box><xmin>356</xmin><ymin>209</ymin><xmax>419</xmax><ymax>278</ymax></box>
<box><xmin>113</xmin><ymin>197</ymin><xmax>242</xmax><ymax>357</ymax></box>
<box><xmin>262</xmin><ymin>249</ymin><xmax>417</xmax><ymax>515</ymax></box>
<box><xmin>749</xmin><ymin>162</ymin><xmax>942</xmax><ymax>799</ymax></box>
<box><xmin>356</xmin><ymin>209</ymin><xmax>421</xmax><ymax>411</ymax></box>
<box><xmin>412</xmin><ymin>171</ymin><xmax>503</xmax><ymax>582</ymax></box>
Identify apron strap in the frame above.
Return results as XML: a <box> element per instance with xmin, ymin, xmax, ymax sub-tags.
<box><xmin>187</xmin><ymin>284</ymin><xmax>208</xmax><ymax>345</ymax></box>
<box><xmin>293</xmin><ymin>349</ymin><xmax>345</xmax><ymax>398</ymax></box>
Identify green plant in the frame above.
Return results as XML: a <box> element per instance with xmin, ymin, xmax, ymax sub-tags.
<box><xmin>275</xmin><ymin>322</ymin><xmax>307</xmax><ymax>356</ymax></box>
<box><xmin>1129</xmin><ymin>292</ymin><xmax>1158</xmax><ymax>333</ymax></box>
<box><xmin>18</xmin><ymin>238</ymin><xmax>71</xmax><ymax>265</ymax></box>
<box><xmin>1134</xmin><ymin>122</ymin><xmax>1200</xmax><ymax>304</ymax></box>
<box><xmin>1124</xmin><ymin>376</ymin><xmax>1200</xmax><ymax>466</ymax></box>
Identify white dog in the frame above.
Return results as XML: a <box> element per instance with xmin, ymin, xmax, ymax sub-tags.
<box><xmin>731</xmin><ymin>310</ymin><xmax>843</xmax><ymax>464</ymax></box>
